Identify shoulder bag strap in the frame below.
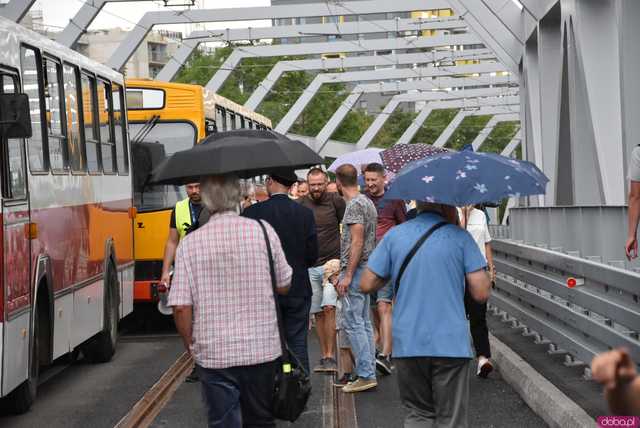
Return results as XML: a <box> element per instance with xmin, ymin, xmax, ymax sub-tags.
<box><xmin>256</xmin><ymin>220</ymin><xmax>288</xmax><ymax>358</ymax></box>
<box><xmin>394</xmin><ymin>221</ymin><xmax>448</xmax><ymax>296</ymax></box>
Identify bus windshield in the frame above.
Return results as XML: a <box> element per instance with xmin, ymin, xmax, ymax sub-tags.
<box><xmin>131</xmin><ymin>121</ymin><xmax>196</xmax><ymax>211</ymax></box>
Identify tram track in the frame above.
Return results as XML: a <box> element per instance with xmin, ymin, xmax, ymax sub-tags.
<box><xmin>114</xmin><ymin>351</ymin><xmax>193</xmax><ymax>428</ymax></box>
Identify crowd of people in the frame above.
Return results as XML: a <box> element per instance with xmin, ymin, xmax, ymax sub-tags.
<box><xmin>161</xmin><ymin>159</ymin><xmax>500</xmax><ymax>427</ymax></box>
<box><xmin>161</xmin><ymin>157</ymin><xmax>640</xmax><ymax>427</ymax></box>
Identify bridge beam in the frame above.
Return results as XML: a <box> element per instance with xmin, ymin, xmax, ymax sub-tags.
<box><xmin>56</xmin><ymin>0</ymin><xmax>158</xmax><ymax>48</ymax></box>
<box><xmin>155</xmin><ymin>17</ymin><xmax>470</xmax><ymax>82</ymax></box>
<box><xmin>274</xmin><ymin>63</ymin><xmax>510</xmax><ymax>134</ymax></box>
<box><xmin>472</xmin><ymin>113</ymin><xmax>520</xmax><ymax>150</ymax></box>
<box><xmin>316</xmin><ymin>91</ymin><xmax>519</xmax><ymax>152</ymax></box>
<box><xmin>106</xmin><ymin>0</ymin><xmax>450</xmax><ymax>71</ymax></box>
<box><xmin>205</xmin><ymin>33</ymin><xmax>482</xmax><ymax>93</ymax></box>
<box><xmin>0</xmin><ymin>0</ymin><xmax>36</xmax><ymax>22</ymax></box>
<box><xmin>501</xmin><ymin>129</ymin><xmax>522</xmax><ymax>157</ymax></box>
<box><xmin>446</xmin><ymin>0</ymin><xmax>521</xmax><ymax>74</ymax></box>
<box><xmin>242</xmin><ymin>48</ymin><xmax>495</xmax><ymax>110</ymax></box>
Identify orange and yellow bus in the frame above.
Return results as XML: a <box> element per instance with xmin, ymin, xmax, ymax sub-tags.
<box><xmin>125</xmin><ymin>79</ymin><xmax>271</xmax><ymax>308</ymax></box>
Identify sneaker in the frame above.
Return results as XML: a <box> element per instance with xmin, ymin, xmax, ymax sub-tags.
<box><xmin>322</xmin><ymin>358</ymin><xmax>338</xmax><ymax>373</ymax></box>
<box><xmin>376</xmin><ymin>354</ymin><xmax>392</xmax><ymax>376</ymax></box>
<box><xmin>477</xmin><ymin>356</ymin><xmax>493</xmax><ymax>378</ymax></box>
<box><xmin>334</xmin><ymin>373</ymin><xmax>356</xmax><ymax>388</ymax></box>
<box><xmin>342</xmin><ymin>377</ymin><xmax>377</xmax><ymax>393</ymax></box>
<box><xmin>313</xmin><ymin>358</ymin><xmax>327</xmax><ymax>373</ymax></box>
<box><xmin>185</xmin><ymin>367</ymin><xmax>199</xmax><ymax>383</ymax></box>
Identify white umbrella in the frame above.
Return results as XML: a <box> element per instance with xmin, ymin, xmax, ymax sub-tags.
<box><xmin>327</xmin><ymin>148</ymin><xmax>384</xmax><ymax>173</ymax></box>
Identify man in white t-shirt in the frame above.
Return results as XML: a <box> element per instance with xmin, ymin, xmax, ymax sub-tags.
<box><xmin>459</xmin><ymin>206</ymin><xmax>496</xmax><ymax>378</ymax></box>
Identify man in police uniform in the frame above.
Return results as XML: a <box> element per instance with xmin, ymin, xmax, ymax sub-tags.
<box><xmin>160</xmin><ymin>182</ymin><xmax>202</xmax><ymax>382</ymax></box>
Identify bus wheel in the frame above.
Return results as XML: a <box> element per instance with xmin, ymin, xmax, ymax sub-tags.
<box><xmin>5</xmin><ymin>297</ymin><xmax>43</xmax><ymax>413</ymax></box>
<box><xmin>83</xmin><ymin>261</ymin><xmax>119</xmax><ymax>363</ymax></box>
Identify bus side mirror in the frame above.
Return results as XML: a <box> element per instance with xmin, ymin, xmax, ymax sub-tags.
<box><xmin>0</xmin><ymin>93</ymin><xmax>32</xmax><ymax>139</ymax></box>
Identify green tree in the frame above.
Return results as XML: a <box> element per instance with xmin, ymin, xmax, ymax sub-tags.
<box><xmin>481</xmin><ymin>121</ymin><xmax>520</xmax><ymax>154</ymax></box>
<box><xmin>370</xmin><ymin>109</ymin><xmax>418</xmax><ymax>148</ymax></box>
<box><xmin>410</xmin><ymin>109</ymin><xmax>459</xmax><ymax>144</ymax></box>
<box><xmin>291</xmin><ymin>82</ymin><xmax>350</xmax><ymax>136</ymax></box>
<box><xmin>447</xmin><ymin>115</ymin><xmax>492</xmax><ymax>150</ymax></box>
<box><xmin>174</xmin><ymin>47</ymin><xmax>233</xmax><ymax>86</ymax></box>
<box><xmin>331</xmin><ymin>109</ymin><xmax>375</xmax><ymax>143</ymax></box>
<box><xmin>257</xmin><ymin>70</ymin><xmax>314</xmax><ymax>127</ymax></box>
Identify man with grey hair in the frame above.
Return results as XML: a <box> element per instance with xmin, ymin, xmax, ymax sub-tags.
<box><xmin>361</xmin><ymin>201</ymin><xmax>491</xmax><ymax>428</ymax></box>
<box><xmin>169</xmin><ymin>174</ymin><xmax>293</xmax><ymax>427</ymax></box>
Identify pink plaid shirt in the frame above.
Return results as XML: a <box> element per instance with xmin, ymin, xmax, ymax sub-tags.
<box><xmin>168</xmin><ymin>211</ymin><xmax>292</xmax><ymax>369</ymax></box>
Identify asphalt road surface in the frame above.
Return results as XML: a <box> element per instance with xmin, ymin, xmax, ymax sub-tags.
<box><xmin>0</xmin><ymin>307</ymin><xmax>182</xmax><ymax>428</ymax></box>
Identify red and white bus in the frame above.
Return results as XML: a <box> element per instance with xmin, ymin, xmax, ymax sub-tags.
<box><xmin>0</xmin><ymin>17</ymin><xmax>134</xmax><ymax>412</ymax></box>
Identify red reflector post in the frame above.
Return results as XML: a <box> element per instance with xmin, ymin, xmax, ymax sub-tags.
<box><xmin>566</xmin><ymin>277</ymin><xmax>584</xmax><ymax>288</ymax></box>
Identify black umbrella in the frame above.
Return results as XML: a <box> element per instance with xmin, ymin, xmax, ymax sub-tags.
<box><xmin>150</xmin><ymin>129</ymin><xmax>324</xmax><ymax>185</ymax></box>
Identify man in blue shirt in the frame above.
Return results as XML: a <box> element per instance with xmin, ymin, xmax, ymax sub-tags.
<box><xmin>360</xmin><ymin>202</ymin><xmax>491</xmax><ymax>428</ymax></box>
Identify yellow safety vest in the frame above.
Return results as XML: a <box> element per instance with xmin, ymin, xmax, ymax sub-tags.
<box><xmin>175</xmin><ymin>198</ymin><xmax>192</xmax><ymax>240</ymax></box>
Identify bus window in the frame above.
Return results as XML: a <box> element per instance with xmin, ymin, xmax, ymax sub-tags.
<box><xmin>216</xmin><ymin>107</ymin><xmax>226</xmax><ymax>131</ymax></box>
<box><xmin>44</xmin><ymin>58</ymin><xmax>67</xmax><ymax>171</ymax></box>
<box><xmin>81</xmin><ymin>73</ymin><xmax>100</xmax><ymax>173</ymax></box>
<box><xmin>1</xmin><ymin>73</ymin><xmax>27</xmax><ymax>199</ymax></box>
<box><xmin>125</xmin><ymin>87</ymin><xmax>164</xmax><ymax>110</ymax></box>
<box><xmin>20</xmin><ymin>46</ymin><xmax>47</xmax><ymax>172</ymax></box>
<box><xmin>113</xmin><ymin>83</ymin><xmax>128</xmax><ymax>175</ymax></box>
<box><xmin>63</xmin><ymin>63</ymin><xmax>85</xmax><ymax>173</ymax></box>
<box><xmin>98</xmin><ymin>80</ymin><xmax>116</xmax><ymax>174</ymax></box>
<box><xmin>129</xmin><ymin>121</ymin><xmax>196</xmax><ymax>211</ymax></box>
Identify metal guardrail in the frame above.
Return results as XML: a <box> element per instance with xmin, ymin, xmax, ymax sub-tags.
<box><xmin>507</xmin><ymin>206</ymin><xmax>640</xmax><ymax>271</ymax></box>
<box><xmin>489</xmin><ymin>238</ymin><xmax>640</xmax><ymax>373</ymax></box>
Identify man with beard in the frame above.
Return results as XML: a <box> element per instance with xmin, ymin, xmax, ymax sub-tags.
<box><xmin>299</xmin><ymin>168</ymin><xmax>346</xmax><ymax>373</ymax></box>
<box><xmin>363</xmin><ymin>163</ymin><xmax>406</xmax><ymax>375</ymax></box>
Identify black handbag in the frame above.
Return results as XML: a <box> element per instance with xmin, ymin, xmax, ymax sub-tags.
<box><xmin>257</xmin><ymin>220</ymin><xmax>312</xmax><ymax>422</ymax></box>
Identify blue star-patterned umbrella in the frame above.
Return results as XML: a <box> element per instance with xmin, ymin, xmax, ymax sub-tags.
<box><xmin>380</xmin><ymin>144</ymin><xmax>448</xmax><ymax>174</ymax></box>
<box><xmin>385</xmin><ymin>151</ymin><xmax>549</xmax><ymax>206</ymax></box>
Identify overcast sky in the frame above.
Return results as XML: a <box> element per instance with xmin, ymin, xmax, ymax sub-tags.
<box><xmin>35</xmin><ymin>0</ymin><xmax>271</xmax><ymax>32</ymax></box>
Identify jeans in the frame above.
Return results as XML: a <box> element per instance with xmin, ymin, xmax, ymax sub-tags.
<box><xmin>278</xmin><ymin>295</ymin><xmax>312</xmax><ymax>374</ymax></box>
<box><xmin>395</xmin><ymin>357</ymin><xmax>472</xmax><ymax>428</ymax></box>
<box><xmin>197</xmin><ymin>360</ymin><xmax>277</xmax><ymax>428</ymax></box>
<box><xmin>342</xmin><ymin>266</ymin><xmax>376</xmax><ymax>380</ymax></box>
<box><xmin>308</xmin><ymin>266</ymin><xmax>324</xmax><ymax>314</ymax></box>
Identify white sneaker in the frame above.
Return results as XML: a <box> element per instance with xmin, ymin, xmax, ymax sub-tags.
<box><xmin>477</xmin><ymin>356</ymin><xmax>493</xmax><ymax>378</ymax></box>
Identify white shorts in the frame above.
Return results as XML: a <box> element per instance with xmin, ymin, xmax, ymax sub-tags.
<box><xmin>321</xmin><ymin>283</ymin><xmax>338</xmax><ymax>308</ymax></box>
<box><xmin>309</xmin><ymin>266</ymin><xmax>324</xmax><ymax>314</ymax></box>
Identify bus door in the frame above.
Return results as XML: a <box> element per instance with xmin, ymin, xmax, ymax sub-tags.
<box><xmin>0</xmin><ymin>69</ymin><xmax>32</xmax><ymax>392</ymax></box>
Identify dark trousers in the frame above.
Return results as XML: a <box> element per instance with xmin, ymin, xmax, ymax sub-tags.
<box><xmin>196</xmin><ymin>360</ymin><xmax>277</xmax><ymax>428</ymax></box>
<box><xmin>464</xmin><ymin>290</ymin><xmax>491</xmax><ymax>358</ymax></box>
<box><xmin>395</xmin><ymin>357</ymin><xmax>472</xmax><ymax>428</ymax></box>
<box><xmin>278</xmin><ymin>295</ymin><xmax>312</xmax><ymax>374</ymax></box>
